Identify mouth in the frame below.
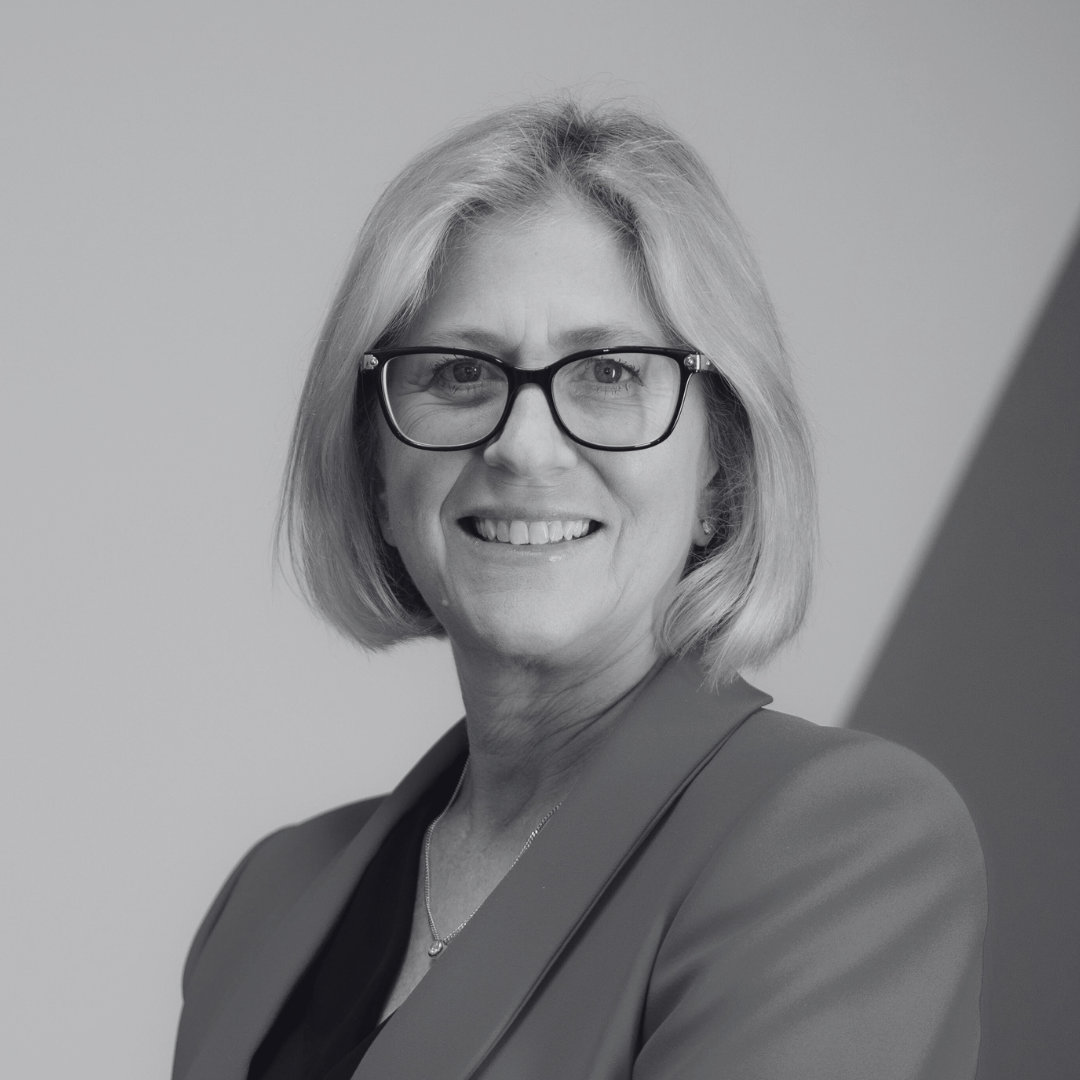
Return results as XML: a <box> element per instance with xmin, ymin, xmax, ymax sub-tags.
<box><xmin>461</xmin><ymin>517</ymin><xmax>600</xmax><ymax>546</ymax></box>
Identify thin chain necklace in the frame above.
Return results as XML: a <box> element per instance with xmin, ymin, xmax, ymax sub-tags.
<box><xmin>423</xmin><ymin>759</ymin><xmax>563</xmax><ymax>958</ymax></box>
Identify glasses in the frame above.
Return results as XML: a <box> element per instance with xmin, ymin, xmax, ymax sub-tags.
<box><xmin>359</xmin><ymin>346</ymin><xmax>715</xmax><ymax>451</ymax></box>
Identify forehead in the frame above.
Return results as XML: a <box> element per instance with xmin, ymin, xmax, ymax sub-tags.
<box><xmin>409</xmin><ymin>201</ymin><xmax>664</xmax><ymax>352</ymax></box>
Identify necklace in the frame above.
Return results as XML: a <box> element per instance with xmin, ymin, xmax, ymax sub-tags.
<box><xmin>423</xmin><ymin>759</ymin><xmax>563</xmax><ymax>958</ymax></box>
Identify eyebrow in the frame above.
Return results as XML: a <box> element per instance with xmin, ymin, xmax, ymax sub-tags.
<box><xmin>424</xmin><ymin>324</ymin><xmax>663</xmax><ymax>357</ymax></box>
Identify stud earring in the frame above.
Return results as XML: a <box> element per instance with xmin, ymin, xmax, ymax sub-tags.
<box><xmin>700</xmin><ymin>520</ymin><xmax>714</xmax><ymax>536</ymax></box>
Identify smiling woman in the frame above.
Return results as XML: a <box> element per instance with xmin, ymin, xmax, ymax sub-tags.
<box><xmin>373</xmin><ymin>204</ymin><xmax>717</xmax><ymax>671</ymax></box>
<box><xmin>171</xmin><ymin>100</ymin><xmax>986</xmax><ymax>1080</ymax></box>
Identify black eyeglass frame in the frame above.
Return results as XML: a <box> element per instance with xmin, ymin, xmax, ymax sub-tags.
<box><xmin>358</xmin><ymin>346</ymin><xmax>714</xmax><ymax>452</ymax></box>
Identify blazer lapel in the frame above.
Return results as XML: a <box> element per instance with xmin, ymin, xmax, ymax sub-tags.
<box><xmin>354</xmin><ymin>657</ymin><xmax>771</xmax><ymax>1080</ymax></box>
<box><xmin>179</xmin><ymin>720</ymin><xmax>469</xmax><ymax>1080</ymax></box>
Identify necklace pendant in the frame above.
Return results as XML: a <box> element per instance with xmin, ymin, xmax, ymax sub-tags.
<box><xmin>428</xmin><ymin>940</ymin><xmax>446</xmax><ymax>957</ymax></box>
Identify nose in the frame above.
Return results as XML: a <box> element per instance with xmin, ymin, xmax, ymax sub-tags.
<box><xmin>482</xmin><ymin>384</ymin><xmax>578</xmax><ymax>474</ymax></box>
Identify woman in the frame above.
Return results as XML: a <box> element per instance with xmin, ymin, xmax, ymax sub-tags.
<box><xmin>172</xmin><ymin>100</ymin><xmax>986</xmax><ymax>1080</ymax></box>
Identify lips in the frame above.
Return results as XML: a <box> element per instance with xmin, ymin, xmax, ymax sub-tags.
<box><xmin>467</xmin><ymin>518</ymin><xmax>596</xmax><ymax>545</ymax></box>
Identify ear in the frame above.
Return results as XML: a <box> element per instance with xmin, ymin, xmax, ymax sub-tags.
<box><xmin>692</xmin><ymin>463</ymin><xmax>724</xmax><ymax>547</ymax></box>
<box><xmin>375</xmin><ymin>482</ymin><xmax>397</xmax><ymax>548</ymax></box>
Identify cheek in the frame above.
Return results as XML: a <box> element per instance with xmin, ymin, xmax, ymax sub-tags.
<box><xmin>378</xmin><ymin>432</ymin><xmax>465</xmax><ymax>552</ymax></box>
<box><xmin>638</xmin><ymin>408</ymin><xmax>714</xmax><ymax>520</ymax></box>
<box><xmin>377</xmin><ymin>432</ymin><xmax>429</xmax><ymax>546</ymax></box>
<box><xmin>383</xmin><ymin>461</ymin><xmax>433</xmax><ymax>545</ymax></box>
<box><xmin>607</xmin><ymin>411</ymin><xmax>714</xmax><ymax>570</ymax></box>
<box><xmin>606</xmin><ymin>457</ymin><xmax>701</xmax><ymax>573</ymax></box>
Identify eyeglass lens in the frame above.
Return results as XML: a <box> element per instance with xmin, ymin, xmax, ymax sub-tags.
<box><xmin>381</xmin><ymin>351</ymin><xmax>682</xmax><ymax>449</ymax></box>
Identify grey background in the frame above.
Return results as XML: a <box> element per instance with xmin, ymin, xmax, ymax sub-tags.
<box><xmin>2</xmin><ymin>2</ymin><xmax>1078</xmax><ymax>1076</ymax></box>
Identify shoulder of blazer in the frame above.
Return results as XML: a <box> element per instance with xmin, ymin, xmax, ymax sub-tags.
<box><xmin>680</xmin><ymin>706</ymin><xmax>985</xmax><ymax>881</ymax></box>
<box><xmin>180</xmin><ymin>795</ymin><xmax>384</xmax><ymax>1004</ymax></box>
<box><xmin>634</xmin><ymin>709</ymin><xmax>986</xmax><ymax>1080</ymax></box>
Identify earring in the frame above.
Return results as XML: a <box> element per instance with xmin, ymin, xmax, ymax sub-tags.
<box><xmin>700</xmin><ymin>520</ymin><xmax>714</xmax><ymax>536</ymax></box>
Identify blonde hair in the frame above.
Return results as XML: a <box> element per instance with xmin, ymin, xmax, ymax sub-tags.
<box><xmin>279</xmin><ymin>98</ymin><xmax>815</xmax><ymax>684</ymax></box>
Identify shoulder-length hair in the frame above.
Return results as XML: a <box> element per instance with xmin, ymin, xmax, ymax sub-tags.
<box><xmin>279</xmin><ymin>97</ymin><xmax>815</xmax><ymax>685</ymax></box>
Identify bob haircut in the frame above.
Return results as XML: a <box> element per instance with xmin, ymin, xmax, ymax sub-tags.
<box><xmin>280</xmin><ymin>97</ymin><xmax>815</xmax><ymax>685</ymax></box>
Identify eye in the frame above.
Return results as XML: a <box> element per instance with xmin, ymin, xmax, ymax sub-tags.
<box><xmin>591</xmin><ymin>358</ymin><xmax>631</xmax><ymax>384</ymax></box>
<box><xmin>429</xmin><ymin>356</ymin><xmax>496</xmax><ymax>388</ymax></box>
<box><xmin>422</xmin><ymin>354</ymin><xmax>504</xmax><ymax>401</ymax></box>
<box><xmin>449</xmin><ymin>360</ymin><xmax>483</xmax><ymax>383</ymax></box>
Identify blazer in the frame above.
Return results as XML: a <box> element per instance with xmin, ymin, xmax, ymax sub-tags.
<box><xmin>172</xmin><ymin>657</ymin><xmax>987</xmax><ymax>1080</ymax></box>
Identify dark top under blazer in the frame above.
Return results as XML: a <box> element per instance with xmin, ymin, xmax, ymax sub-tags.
<box><xmin>172</xmin><ymin>657</ymin><xmax>987</xmax><ymax>1080</ymax></box>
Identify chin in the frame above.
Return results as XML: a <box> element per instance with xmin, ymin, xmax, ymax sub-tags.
<box><xmin>450</xmin><ymin>602</ymin><xmax>604</xmax><ymax>667</ymax></box>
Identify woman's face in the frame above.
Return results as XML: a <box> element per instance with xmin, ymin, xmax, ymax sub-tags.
<box><xmin>377</xmin><ymin>202</ymin><xmax>716</xmax><ymax>672</ymax></box>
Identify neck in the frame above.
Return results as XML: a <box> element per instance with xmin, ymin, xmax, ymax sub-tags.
<box><xmin>448</xmin><ymin>634</ymin><xmax>664</xmax><ymax>835</ymax></box>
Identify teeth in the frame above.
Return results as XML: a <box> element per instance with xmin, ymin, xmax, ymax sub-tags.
<box><xmin>474</xmin><ymin>518</ymin><xmax>591</xmax><ymax>545</ymax></box>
